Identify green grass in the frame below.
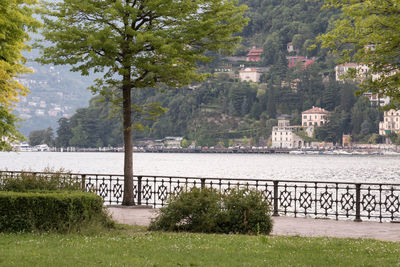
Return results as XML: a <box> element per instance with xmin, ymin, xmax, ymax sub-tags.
<box><xmin>0</xmin><ymin>225</ymin><xmax>399</xmax><ymax>266</ymax></box>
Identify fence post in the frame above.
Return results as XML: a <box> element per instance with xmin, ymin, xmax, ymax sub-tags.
<box><xmin>137</xmin><ymin>176</ymin><xmax>142</xmax><ymax>205</ymax></box>
<box><xmin>81</xmin><ymin>175</ymin><xmax>86</xmax><ymax>192</ymax></box>
<box><xmin>273</xmin><ymin>181</ymin><xmax>279</xmax><ymax>216</ymax></box>
<box><xmin>354</xmin><ymin>183</ymin><xmax>362</xmax><ymax>222</ymax></box>
<box><xmin>201</xmin><ymin>178</ymin><xmax>206</xmax><ymax>189</ymax></box>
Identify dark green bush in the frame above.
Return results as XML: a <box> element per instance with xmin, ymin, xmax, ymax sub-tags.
<box><xmin>149</xmin><ymin>187</ymin><xmax>273</xmax><ymax>235</ymax></box>
<box><xmin>148</xmin><ymin>187</ymin><xmax>222</xmax><ymax>232</ymax></box>
<box><xmin>0</xmin><ymin>191</ymin><xmax>114</xmax><ymax>233</ymax></box>
<box><xmin>221</xmin><ymin>189</ymin><xmax>273</xmax><ymax>235</ymax></box>
<box><xmin>0</xmin><ymin>171</ymin><xmax>81</xmax><ymax>192</ymax></box>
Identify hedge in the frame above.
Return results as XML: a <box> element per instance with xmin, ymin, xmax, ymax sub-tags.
<box><xmin>0</xmin><ymin>191</ymin><xmax>113</xmax><ymax>233</ymax></box>
<box><xmin>0</xmin><ymin>172</ymin><xmax>81</xmax><ymax>192</ymax></box>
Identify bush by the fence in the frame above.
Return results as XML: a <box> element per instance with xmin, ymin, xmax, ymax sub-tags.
<box><xmin>221</xmin><ymin>189</ymin><xmax>273</xmax><ymax>235</ymax></box>
<box><xmin>0</xmin><ymin>191</ymin><xmax>114</xmax><ymax>233</ymax></box>
<box><xmin>0</xmin><ymin>171</ymin><xmax>81</xmax><ymax>192</ymax></box>
<box><xmin>149</xmin><ymin>187</ymin><xmax>273</xmax><ymax>235</ymax></box>
<box><xmin>148</xmin><ymin>187</ymin><xmax>222</xmax><ymax>232</ymax></box>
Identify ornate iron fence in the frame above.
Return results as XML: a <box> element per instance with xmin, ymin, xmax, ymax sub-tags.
<box><xmin>1</xmin><ymin>171</ymin><xmax>399</xmax><ymax>222</ymax></box>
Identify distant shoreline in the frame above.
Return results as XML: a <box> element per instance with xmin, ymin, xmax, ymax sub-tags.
<box><xmin>10</xmin><ymin>147</ymin><xmax>400</xmax><ymax>155</ymax></box>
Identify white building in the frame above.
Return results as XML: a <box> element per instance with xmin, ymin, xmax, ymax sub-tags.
<box><xmin>287</xmin><ymin>42</ymin><xmax>294</xmax><ymax>53</ymax></box>
<box><xmin>239</xmin><ymin>68</ymin><xmax>263</xmax><ymax>83</ymax></box>
<box><xmin>335</xmin><ymin>63</ymin><xmax>368</xmax><ymax>82</ymax></box>
<box><xmin>363</xmin><ymin>92</ymin><xmax>390</xmax><ymax>107</ymax></box>
<box><xmin>271</xmin><ymin>119</ymin><xmax>306</xmax><ymax>149</ymax></box>
<box><xmin>302</xmin><ymin>106</ymin><xmax>329</xmax><ymax>127</ymax></box>
<box><xmin>379</xmin><ymin>110</ymin><xmax>400</xmax><ymax>135</ymax></box>
<box><xmin>164</xmin><ymin>137</ymin><xmax>183</xmax><ymax>148</ymax></box>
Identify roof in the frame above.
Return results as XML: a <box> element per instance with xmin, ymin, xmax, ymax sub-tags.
<box><xmin>239</xmin><ymin>68</ymin><xmax>262</xmax><ymax>73</ymax></box>
<box><xmin>302</xmin><ymin>106</ymin><xmax>329</xmax><ymax>115</ymax></box>
<box><xmin>247</xmin><ymin>48</ymin><xmax>263</xmax><ymax>56</ymax></box>
<box><xmin>335</xmin><ymin>63</ymin><xmax>359</xmax><ymax>68</ymax></box>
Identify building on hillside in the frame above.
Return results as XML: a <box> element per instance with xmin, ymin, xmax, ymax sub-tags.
<box><xmin>287</xmin><ymin>42</ymin><xmax>294</xmax><ymax>53</ymax></box>
<box><xmin>239</xmin><ymin>68</ymin><xmax>263</xmax><ymax>83</ymax></box>
<box><xmin>334</xmin><ymin>63</ymin><xmax>369</xmax><ymax>82</ymax></box>
<box><xmin>164</xmin><ymin>136</ymin><xmax>183</xmax><ymax>148</ymax></box>
<box><xmin>214</xmin><ymin>65</ymin><xmax>233</xmax><ymax>73</ymax></box>
<box><xmin>246</xmin><ymin>47</ymin><xmax>263</xmax><ymax>62</ymax></box>
<box><xmin>281</xmin><ymin>78</ymin><xmax>301</xmax><ymax>92</ymax></box>
<box><xmin>287</xmin><ymin>56</ymin><xmax>315</xmax><ymax>69</ymax></box>
<box><xmin>379</xmin><ymin>110</ymin><xmax>400</xmax><ymax>135</ymax></box>
<box><xmin>271</xmin><ymin>119</ymin><xmax>307</xmax><ymax>149</ymax></box>
<box><xmin>363</xmin><ymin>92</ymin><xmax>390</xmax><ymax>107</ymax></box>
<box><xmin>302</xmin><ymin>106</ymin><xmax>329</xmax><ymax>127</ymax></box>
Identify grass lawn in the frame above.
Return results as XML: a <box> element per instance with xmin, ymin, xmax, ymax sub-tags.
<box><xmin>0</xmin><ymin>225</ymin><xmax>399</xmax><ymax>266</ymax></box>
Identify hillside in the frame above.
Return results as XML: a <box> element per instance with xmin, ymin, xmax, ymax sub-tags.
<box><xmin>15</xmin><ymin>61</ymin><xmax>93</xmax><ymax>135</ymax></box>
<box><xmin>24</xmin><ymin>0</ymin><xmax>383</xmax><ymax>147</ymax></box>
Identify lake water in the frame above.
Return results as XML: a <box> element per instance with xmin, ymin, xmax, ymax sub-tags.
<box><xmin>1</xmin><ymin>152</ymin><xmax>400</xmax><ymax>183</ymax></box>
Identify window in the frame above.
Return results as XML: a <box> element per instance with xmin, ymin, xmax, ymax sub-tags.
<box><xmin>314</xmin><ymin>122</ymin><xmax>317</xmax><ymax>125</ymax></box>
<box><xmin>315</xmin><ymin>115</ymin><xmax>317</xmax><ymax>119</ymax></box>
<box><xmin>303</xmin><ymin>115</ymin><xmax>307</xmax><ymax>119</ymax></box>
<box><xmin>303</xmin><ymin>122</ymin><xmax>306</xmax><ymax>126</ymax></box>
<box><xmin>309</xmin><ymin>122</ymin><xmax>312</xmax><ymax>126</ymax></box>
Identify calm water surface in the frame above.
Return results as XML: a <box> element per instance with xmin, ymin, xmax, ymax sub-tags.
<box><xmin>0</xmin><ymin>152</ymin><xmax>399</xmax><ymax>183</ymax></box>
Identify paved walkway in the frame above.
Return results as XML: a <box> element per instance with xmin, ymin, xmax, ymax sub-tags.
<box><xmin>107</xmin><ymin>207</ymin><xmax>400</xmax><ymax>242</ymax></box>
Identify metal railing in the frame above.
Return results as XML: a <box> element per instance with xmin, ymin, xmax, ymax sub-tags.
<box><xmin>1</xmin><ymin>170</ymin><xmax>399</xmax><ymax>222</ymax></box>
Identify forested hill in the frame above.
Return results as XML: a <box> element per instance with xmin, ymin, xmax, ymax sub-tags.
<box><xmin>47</xmin><ymin>0</ymin><xmax>381</xmax><ymax>148</ymax></box>
<box><xmin>237</xmin><ymin>0</ymin><xmax>339</xmax><ymax>62</ymax></box>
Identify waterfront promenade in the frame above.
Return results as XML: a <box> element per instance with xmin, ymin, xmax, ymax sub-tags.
<box><xmin>107</xmin><ymin>206</ymin><xmax>400</xmax><ymax>242</ymax></box>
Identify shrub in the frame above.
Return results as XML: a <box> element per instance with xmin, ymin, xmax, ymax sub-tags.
<box><xmin>148</xmin><ymin>187</ymin><xmax>222</xmax><ymax>232</ymax></box>
<box><xmin>0</xmin><ymin>171</ymin><xmax>81</xmax><ymax>192</ymax></box>
<box><xmin>221</xmin><ymin>189</ymin><xmax>273</xmax><ymax>235</ymax></box>
<box><xmin>149</xmin><ymin>187</ymin><xmax>273</xmax><ymax>235</ymax></box>
<box><xmin>0</xmin><ymin>191</ymin><xmax>114</xmax><ymax>233</ymax></box>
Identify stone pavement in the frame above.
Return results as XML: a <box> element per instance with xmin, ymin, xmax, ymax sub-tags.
<box><xmin>107</xmin><ymin>206</ymin><xmax>400</xmax><ymax>242</ymax></box>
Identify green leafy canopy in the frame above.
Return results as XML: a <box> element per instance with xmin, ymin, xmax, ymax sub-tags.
<box><xmin>0</xmin><ymin>0</ymin><xmax>40</xmax><ymax>150</ymax></box>
<box><xmin>317</xmin><ymin>0</ymin><xmax>400</xmax><ymax>108</ymax></box>
<box><xmin>38</xmin><ymin>0</ymin><xmax>248</xmax><ymax>91</ymax></box>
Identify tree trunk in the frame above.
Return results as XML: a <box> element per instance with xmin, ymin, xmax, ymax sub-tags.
<box><xmin>122</xmin><ymin>75</ymin><xmax>135</xmax><ymax>206</ymax></box>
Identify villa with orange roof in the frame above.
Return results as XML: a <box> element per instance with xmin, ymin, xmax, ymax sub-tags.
<box><xmin>246</xmin><ymin>47</ymin><xmax>263</xmax><ymax>62</ymax></box>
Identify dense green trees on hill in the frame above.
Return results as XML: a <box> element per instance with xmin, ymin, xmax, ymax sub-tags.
<box><xmin>238</xmin><ymin>0</ymin><xmax>339</xmax><ymax>62</ymax></box>
<box><xmin>54</xmin><ymin>72</ymin><xmax>381</xmax><ymax>147</ymax></box>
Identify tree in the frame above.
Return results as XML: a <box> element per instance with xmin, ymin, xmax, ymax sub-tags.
<box><xmin>55</xmin><ymin>118</ymin><xmax>72</xmax><ymax>148</ymax></box>
<box><xmin>39</xmin><ymin>0</ymin><xmax>247</xmax><ymax>205</ymax></box>
<box><xmin>0</xmin><ymin>0</ymin><xmax>40</xmax><ymax>150</ymax></box>
<box><xmin>180</xmin><ymin>139</ymin><xmax>190</xmax><ymax>148</ymax></box>
<box><xmin>28</xmin><ymin>127</ymin><xmax>54</xmax><ymax>146</ymax></box>
<box><xmin>318</xmin><ymin>0</ymin><xmax>400</xmax><ymax>107</ymax></box>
